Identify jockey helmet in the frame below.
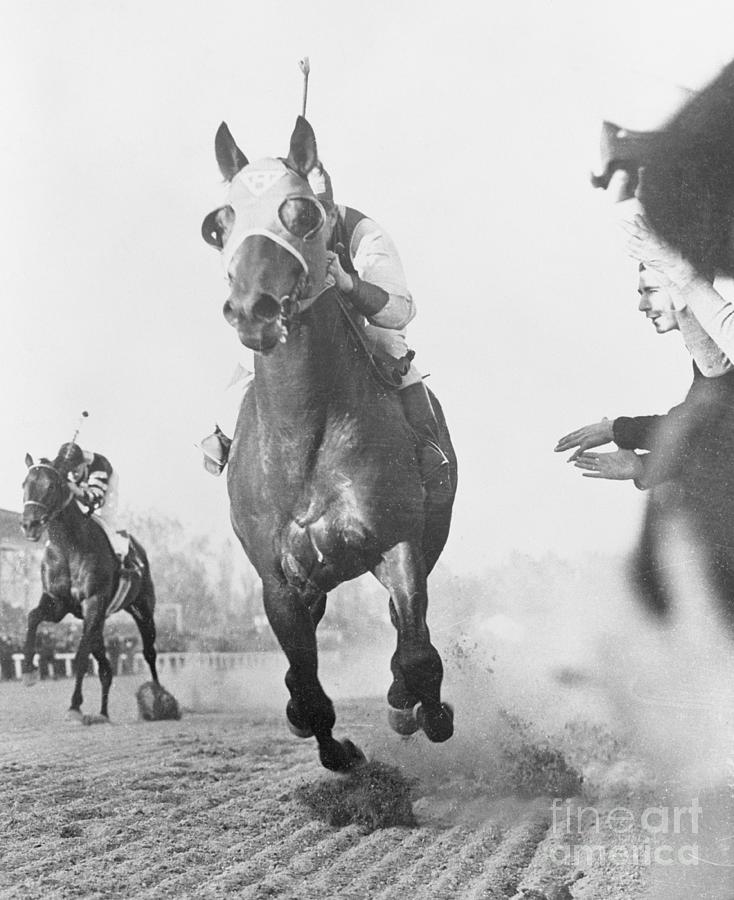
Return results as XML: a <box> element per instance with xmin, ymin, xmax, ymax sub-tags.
<box><xmin>55</xmin><ymin>442</ymin><xmax>84</xmax><ymax>474</ymax></box>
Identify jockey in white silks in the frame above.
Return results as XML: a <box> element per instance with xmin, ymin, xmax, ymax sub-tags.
<box><xmin>200</xmin><ymin>161</ymin><xmax>450</xmax><ymax>494</ymax></box>
<box><xmin>53</xmin><ymin>442</ymin><xmax>130</xmax><ymax>562</ymax></box>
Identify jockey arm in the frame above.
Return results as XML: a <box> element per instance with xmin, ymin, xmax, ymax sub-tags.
<box><xmin>333</xmin><ymin>216</ymin><xmax>416</xmax><ymax>330</ymax></box>
<box><xmin>70</xmin><ymin>452</ymin><xmax>113</xmax><ymax>512</ymax></box>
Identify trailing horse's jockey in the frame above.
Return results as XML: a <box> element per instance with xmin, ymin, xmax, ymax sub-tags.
<box><xmin>200</xmin><ymin>162</ymin><xmax>451</xmax><ymax>498</ymax></box>
<box><xmin>53</xmin><ymin>442</ymin><xmax>132</xmax><ymax>567</ymax></box>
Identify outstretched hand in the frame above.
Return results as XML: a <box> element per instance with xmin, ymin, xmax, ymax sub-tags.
<box><xmin>572</xmin><ymin>448</ymin><xmax>644</xmax><ymax>480</ymax></box>
<box><xmin>554</xmin><ymin>418</ymin><xmax>614</xmax><ymax>461</ymax></box>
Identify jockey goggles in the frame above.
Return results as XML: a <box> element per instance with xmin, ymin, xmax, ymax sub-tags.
<box><xmin>217</xmin><ymin>158</ymin><xmax>329</xmax><ymax>305</ymax></box>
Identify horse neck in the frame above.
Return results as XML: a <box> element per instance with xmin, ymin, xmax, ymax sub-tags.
<box><xmin>253</xmin><ymin>291</ymin><xmax>367</xmax><ymax>428</ymax></box>
<box><xmin>48</xmin><ymin>494</ymin><xmax>87</xmax><ymax>548</ymax></box>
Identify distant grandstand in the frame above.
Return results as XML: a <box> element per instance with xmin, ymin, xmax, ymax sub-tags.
<box><xmin>0</xmin><ymin>508</ymin><xmax>42</xmax><ymax>612</ymax></box>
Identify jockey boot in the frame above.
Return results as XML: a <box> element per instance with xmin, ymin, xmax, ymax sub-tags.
<box><xmin>398</xmin><ymin>382</ymin><xmax>453</xmax><ymax>503</ymax></box>
<box><xmin>200</xmin><ymin>426</ymin><xmax>232</xmax><ymax>476</ymax></box>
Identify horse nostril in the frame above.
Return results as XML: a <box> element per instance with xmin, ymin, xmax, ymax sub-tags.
<box><xmin>223</xmin><ymin>299</ymin><xmax>235</xmax><ymax>322</ymax></box>
<box><xmin>252</xmin><ymin>294</ymin><xmax>281</xmax><ymax>322</ymax></box>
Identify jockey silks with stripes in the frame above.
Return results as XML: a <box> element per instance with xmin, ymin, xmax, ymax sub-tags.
<box><xmin>54</xmin><ymin>442</ymin><xmax>131</xmax><ymax>563</ymax></box>
<box><xmin>200</xmin><ymin>161</ymin><xmax>450</xmax><ymax>495</ymax></box>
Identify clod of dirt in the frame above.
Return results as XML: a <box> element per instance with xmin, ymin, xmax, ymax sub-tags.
<box><xmin>59</xmin><ymin>824</ymin><xmax>84</xmax><ymax>838</ymax></box>
<box><xmin>500</xmin><ymin>713</ymin><xmax>583</xmax><ymax>799</ymax></box>
<box><xmin>295</xmin><ymin>760</ymin><xmax>418</xmax><ymax>831</ymax></box>
<box><xmin>136</xmin><ymin>682</ymin><xmax>181</xmax><ymax>721</ymax></box>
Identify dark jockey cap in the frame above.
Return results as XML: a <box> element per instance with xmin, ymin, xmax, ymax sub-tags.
<box><xmin>54</xmin><ymin>441</ymin><xmax>84</xmax><ymax>475</ymax></box>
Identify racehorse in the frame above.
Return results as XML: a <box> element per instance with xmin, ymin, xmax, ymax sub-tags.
<box><xmin>201</xmin><ymin>116</ymin><xmax>458</xmax><ymax>771</ymax></box>
<box><xmin>20</xmin><ymin>454</ymin><xmax>160</xmax><ymax>722</ymax></box>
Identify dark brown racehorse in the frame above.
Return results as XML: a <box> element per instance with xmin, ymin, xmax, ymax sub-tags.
<box><xmin>201</xmin><ymin>116</ymin><xmax>458</xmax><ymax>771</ymax></box>
<box><xmin>20</xmin><ymin>455</ymin><xmax>160</xmax><ymax>721</ymax></box>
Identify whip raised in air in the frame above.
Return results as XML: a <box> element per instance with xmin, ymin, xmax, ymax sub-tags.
<box><xmin>299</xmin><ymin>57</ymin><xmax>310</xmax><ymax>118</ymax></box>
<box><xmin>69</xmin><ymin>410</ymin><xmax>89</xmax><ymax>450</ymax></box>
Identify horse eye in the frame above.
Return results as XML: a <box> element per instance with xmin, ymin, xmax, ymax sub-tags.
<box><xmin>201</xmin><ymin>206</ymin><xmax>233</xmax><ymax>249</ymax></box>
<box><xmin>278</xmin><ymin>198</ymin><xmax>323</xmax><ymax>240</ymax></box>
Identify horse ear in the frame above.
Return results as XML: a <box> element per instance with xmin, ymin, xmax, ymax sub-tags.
<box><xmin>25</xmin><ymin>453</ymin><xmax>33</xmax><ymax>468</ymax></box>
<box><xmin>215</xmin><ymin>122</ymin><xmax>249</xmax><ymax>181</ymax></box>
<box><xmin>287</xmin><ymin>116</ymin><xmax>318</xmax><ymax>177</ymax></box>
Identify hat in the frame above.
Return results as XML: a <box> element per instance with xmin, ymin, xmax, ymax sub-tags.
<box><xmin>55</xmin><ymin>442</ymin><xmax>84</xmax><ymax>473</ymax></box>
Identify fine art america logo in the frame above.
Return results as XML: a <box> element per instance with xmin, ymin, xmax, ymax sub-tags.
<box><xmin>549</xmin><ymin>799</ymin><xmax>704</xmax><ymax>867</ymax></box>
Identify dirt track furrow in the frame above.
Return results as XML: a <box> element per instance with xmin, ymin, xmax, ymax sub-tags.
<box><xmin>280</xmin><ymin>824</ymin><xmax>426</xmax><ymax>899</ymax></box>
<box><xmin>322</xmin><ymin>827</ymin><xmax>444</xmax><ymax>899</ymax></box>
<box><xmin>0</xmin><ymin>677</ymin><xmax>663</xmax><ymax>899</ymax></box>
<box><xmin>363</xmin><ymin>824</ymin><xmax>476</xmax><ymax>899</ymax></box>
<box><xmin>460</xmin><ymin>815</ymin><xmax>552</xmax><ymax>900</ymax></box>
<box><xmin>385</xmin><ymin>820</ymin><xmax>504</xmax><ymax>900</ymax></box>
<box><xmin>218</xmin><ymin>826</ymin><xmax>367</xmax><ymax>899</ymax></box>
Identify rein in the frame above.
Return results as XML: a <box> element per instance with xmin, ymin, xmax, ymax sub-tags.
<box><xmin>282</xmin><ymin>283</ymin><xmax>411</xmax><ymax>390</ymax></box>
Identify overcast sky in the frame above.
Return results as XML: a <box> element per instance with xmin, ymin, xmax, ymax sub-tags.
<box><xmin>2</xmin><ymin>1</ymin><xmax>733</xmax><ymax>572</ymax></box>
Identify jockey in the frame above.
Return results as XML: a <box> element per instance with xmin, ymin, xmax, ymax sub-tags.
<box><xmin>201</xmin><ymin>162</ymin><xmax>451</xmax><ymax>497</ymax></box>
<box><xmin>53</xmin><ymin>442</ymin><xmax>130</xmax><ymax>563</ymax></box>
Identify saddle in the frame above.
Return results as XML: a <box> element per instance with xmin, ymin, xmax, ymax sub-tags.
<box><xmin>87</xmin><ymin>517</ymin><xmax>143</xmax><ymax>616</ymax></box>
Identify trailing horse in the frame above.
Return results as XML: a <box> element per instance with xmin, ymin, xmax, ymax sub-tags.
<box><xmin>20</xmin><ymin>454</ymin><xmax>163</xmax><ymax>722</ymax></box>
<box><xmin>201</xmin><ymin>116</ymin><xmax>458</xmax><ymax>771</ymax></box>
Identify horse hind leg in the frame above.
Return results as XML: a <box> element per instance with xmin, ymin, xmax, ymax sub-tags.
<box><xmin>264</xmin><ymin>579</ymin><xmax>363</xmax><ymax>772</ymax></box>
<box><xmin>129</xmin><ymin>580</ymin><xmax>159</xmax><ymax>683</ymax></box>
<box><xmin>374</xmin><ymin>541</ymin><xmax>453</xmax><ymax>743</ymax></box>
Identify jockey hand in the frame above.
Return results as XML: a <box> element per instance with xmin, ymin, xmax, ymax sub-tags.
<box><xmin>554</xmin><ymin>418</ymin><xmax>614</xmax><ymax>461</ymax></box>
<box><xmin>68</xmin><ymin>482</ymin><xmax>85</xmax><ymax>498</ymax></box>
<box><xmin>622</xmin><ymin>214</ymin><xmax>697</xmax><ymax>290</ymax></box>
<box><xmin>572</xmin><ymin>448</ymin><xmax>644</xmax><ymax>481</ymax></box>
<box><xmin>325</xmin><ymin>251</ymin><xmax>354</xmax><ymax>294</ymax></box>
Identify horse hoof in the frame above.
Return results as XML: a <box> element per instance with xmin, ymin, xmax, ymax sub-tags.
<box><xmin>23</xmin><ymin>671</ymin><xmax>39</xmax><ymax>688</ymax></box>
<box><xmin>320</xmin><ymin>738</ymin><xmax>366</xmax><ymax>772</ymax></box>
<box><xmin>387</xmin><ymin>705</ymin><xmax>420</xmax><ymax>736</ymax></box>
<box><xmin>82</xmin><ymin>714</ymin><xmax>110</xmax><ymax>726</ymax></box>
<box><xmin>417</xmin><ymin>702</ymin><xmax>454</xmax><ymax>743</ymax></box>
<box><xmin>65</xmin><ymin>709</ymin><xmax>85</xmax><ymax>725</ymax></box>
<box><xmin>286</xmin><ymin>700</ymin><xmax>314</xmax><ymax>739</ymax></box>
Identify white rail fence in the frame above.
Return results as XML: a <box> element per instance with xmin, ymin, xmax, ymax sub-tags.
<box><xmin>6</xmin><ymin>651</ymin><xmax>279</xmax><ymax>681</ymax></box>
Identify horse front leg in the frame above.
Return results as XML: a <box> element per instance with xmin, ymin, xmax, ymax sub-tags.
<box><xmin>373</xmin><ymin>541</ymin><xmax>453</xmax><ymax>743</ymax></box>
<box><xmin>263</xmin><ymin>578</ymin><xmax>363</xmax><ymax>772</ymax></box>
<box><xmin>23</xmin><ymin>593</ymin><xmax>68</xmax><ymax>686</ymax></box>
<box><xmin>70</xmin><ymin>597</ymin><xmax>112</xmax><ymax>720</ymax></box>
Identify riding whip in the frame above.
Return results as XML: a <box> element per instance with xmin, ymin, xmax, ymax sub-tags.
<box><xmin>299</xmin><ymin>57</ymin><xmax>310</xmax><ymax>118</ymax></box>
<box><xmin>70</xmin><ymin>410</ymin><xmax>89</xmax><ymax>447</ymax></box>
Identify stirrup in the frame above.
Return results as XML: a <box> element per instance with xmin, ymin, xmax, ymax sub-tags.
<box><xmin>198</xmin><ymin>428</ymin><xmax>231</xmax><ymax>476</ymax></box>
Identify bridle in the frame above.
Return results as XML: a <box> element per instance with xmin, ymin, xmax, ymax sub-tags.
<box><xmin>23</xmin><ymin>464</ymin><xmax>72</xmax><ymax>527</ymax></box>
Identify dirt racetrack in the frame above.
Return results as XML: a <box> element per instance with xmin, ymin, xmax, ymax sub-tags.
<box><xmin>0</xmin><ymin>660</ymin><xmax>696</xmax><ymax>900</ymax></box>
<box><xmin>5</xmin><ymin>651</ymin><xmax>729</xmax><ymax>900</ymax></box>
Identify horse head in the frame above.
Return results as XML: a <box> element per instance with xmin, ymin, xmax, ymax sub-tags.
<box><xmin>21</xmin><ymin>454</ymin><xmax>69</xmax><ymax>541</ymax></box>
<box><xmin>201</xmin><ymin>116</ymin><xmax>330</xmax><ymax>351</ymax></box>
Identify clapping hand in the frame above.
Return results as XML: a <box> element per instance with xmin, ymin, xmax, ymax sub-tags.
<box><xmin>554</xmin><ymin>418</ymin><xmax>614</xmax><ymax>461</ymax></box>
<box><xmin>572</xmin><ymin>448</ymin><xmax>644</xmax><ymax>480</ymax></box>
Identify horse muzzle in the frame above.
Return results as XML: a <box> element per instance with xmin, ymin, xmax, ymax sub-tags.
<box><xmin>223</xmin><ymin>295</ymin><xmax>288</xmax><ymax>352</ymax></box>
<box><xmin>21</xmin><ymin>519</ymin><xmax>44</xmax><ymax>542</ymax></box>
